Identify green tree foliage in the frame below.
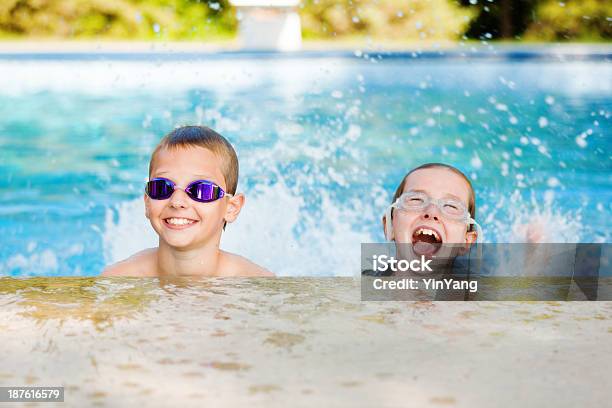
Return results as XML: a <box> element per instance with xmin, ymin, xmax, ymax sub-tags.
<box><xmin>0</xmin><ymin>0</ymin><xmax>236</xmax><ymax>39</ymax></box>
<box><xmin>459</xmin><ymin>0</ymin><xmax>611</xmax><ymax>41</ymax></box>
<box><xmin>526</xmin><ymin>0</ymin><xmax>612</xmax><ymax>41</ymax></box>
<box><xmin>459</xmin><ymin>0</ymin><xmax>532</xmax><ymax>39</ymax></box>
<box><xmin>0</xmin><ymin>0</ymin><xmax>609</xmax><ymax>41</ymax></box>
<box><xmin>300</xmin><ymin>0</ymin><xmax>475</xmax><ymax>40</ymax></box>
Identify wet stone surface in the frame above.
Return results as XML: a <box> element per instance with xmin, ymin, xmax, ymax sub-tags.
<box><xmin>0</xmin><ymin>277</ymin><xmax>611</xmax><ymax>407</ymax></box>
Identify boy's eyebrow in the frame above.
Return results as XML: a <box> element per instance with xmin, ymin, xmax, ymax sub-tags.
<box><xmin>409</xmin><ymin>189</ymin><xmax>464</xmax><ymax>202</ymax></box>
<box><xmin>154</xmin><ymin>171</ymin><xmax>214</xmax><ymax>179</ymax></box>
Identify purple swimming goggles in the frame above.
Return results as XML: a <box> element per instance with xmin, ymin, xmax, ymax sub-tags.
<box><xmin>145</xmin><ymin>177</ymin><xmax>231</xmax><ymax>203</ymax></box>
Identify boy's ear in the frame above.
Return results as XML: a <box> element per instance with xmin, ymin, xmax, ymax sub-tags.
<box><xmin>458</xmin><ymin>230</ymin><xmax>478</xmax><ymax>255</ymax></box>
<box><xmin>224</xmin><ymin>193</ymin><xmax>245</xmax><ymax>224</ymax></box>
<box><xmin>382</xmin><ymin>214</ymin><xmax>393</xmax><ymax>241</ymax></box>
<box><xmin>144</xmin><ymin>193</ymin><xmax>150</xmax><ymax>219</ymax></box>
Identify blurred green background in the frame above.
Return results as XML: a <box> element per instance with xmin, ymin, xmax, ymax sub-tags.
<box><xmin>0</xmin><ymin>0</ymin><xmax>610</xmax><ymax>42</ymax></box>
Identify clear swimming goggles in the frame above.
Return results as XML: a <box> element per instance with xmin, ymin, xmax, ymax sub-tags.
<box><xmin>384</xmin><ymin>191</ymin><xmax>484</xmax><ymax>243</ymax></box>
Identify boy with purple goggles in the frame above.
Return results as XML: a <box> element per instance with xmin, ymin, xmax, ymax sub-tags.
<box><xmin>102</xmin><ymin>125</ymin><xmax>273</xmax><ymax>277</ymax></box>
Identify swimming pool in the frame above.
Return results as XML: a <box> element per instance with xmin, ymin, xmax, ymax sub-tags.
<box><xmin>1</xmin><ymin>49</ymin><xmax>610</xmax><ymax>276</ymax></box>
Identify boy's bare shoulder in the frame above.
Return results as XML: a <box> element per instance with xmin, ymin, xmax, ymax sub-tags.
<box><xmin>101</xmin><ymin>248</ymin><xmax>158</xmax><ymax>277</ymax></box>
<box><xmin>220</xmin><ymin>251</ymin><xmax>275</xmax><ymax>277</ymax></box>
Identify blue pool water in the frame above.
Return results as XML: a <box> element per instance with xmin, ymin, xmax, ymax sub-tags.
<box><xmin>0</xmin><ymin>50</ymin><xmax>610</xmax><ymax>276</ymax></box>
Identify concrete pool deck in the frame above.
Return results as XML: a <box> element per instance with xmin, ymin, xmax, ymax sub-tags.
<box><xmin>0</xmin><ymin>277</ymin><xmax>610</xmax><ymax>407</ymax></box>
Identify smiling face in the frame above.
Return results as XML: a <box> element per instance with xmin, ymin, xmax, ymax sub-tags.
<box><xmin>145</xmin><ymin>146</ymin><xmax>236</xmax><ymax>251</ymax></box>
<box><xmin>388</xmin><ymin>167</ymin><xmax>476</xmax><ymax>253</ymax></box>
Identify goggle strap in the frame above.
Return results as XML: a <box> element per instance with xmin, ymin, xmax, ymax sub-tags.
<box><xmin>384</xmin><ymin>205</ymin><xmax>394</xmax><ymax>242</ymax></box>
<box><xmin>468</xmin><ymin>218</ymin><xmax>485</xmax><ymax>244</ymax></box>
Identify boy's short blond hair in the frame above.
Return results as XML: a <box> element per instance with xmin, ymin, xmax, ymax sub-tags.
<box><xmin>148</xmin><ymin>125</ymin><xmax>239</xmax><ymax>194</ymax></box>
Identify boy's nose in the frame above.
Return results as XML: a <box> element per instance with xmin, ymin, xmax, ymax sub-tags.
<box><xmin>421</xmin><ymin>203</ymin><xmax>441</xmax><ymax>222</ymax></box>
<box><xmin>169</xmin><ymin>189</ymin><xmax>189</xmax><ymax>208</ymax></box>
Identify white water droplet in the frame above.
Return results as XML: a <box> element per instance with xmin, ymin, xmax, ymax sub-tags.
<box><xmin>547</xmin><ymin>177</ymin><xmax>560</xmax><ymax>187</ymax></box>
<box><xmin>470</xmin><ymin>154</ymin><xmax>483</xmax><ymax>169</ymax></box>
<box><xmin>501</xmin><ymin>162</ymin><xmax>509</xmax><ymax>177</ymax></box>
<box><xmin>495</xmin><ymin>103</ymin><xmax>508</xmax><ymax>111</ymax></box>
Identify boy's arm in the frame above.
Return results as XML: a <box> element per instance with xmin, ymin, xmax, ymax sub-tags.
<box><xmin>220</xmin><ymin>251</ymin><xmax>275</xmax><ymax>277</ymax></box>
<box><xmin>235</xmin><ymin>257</ymin><xmax>275</xmax><ymax>277</ymax></box>
<box><xmin>249</xmin><ymin>264</ymin><xmax>275</xmax><ymax>277</ymax></box>
<box><xmin>100</xmin><ymin>249</ymin><xmax>157</xmax><ymax>277</ymax></box>
<box><xmin>101</xmin><ymin>262</ymin><xmax>130</xmax><ymax>276</ymax></box>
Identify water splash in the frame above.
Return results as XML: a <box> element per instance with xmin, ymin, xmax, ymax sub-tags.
<box><xmin>483</xmin><ymin>190</ymin><xmax>585</xmax><ymax>243</ymax></box>
<box><xmin>101</xmin><ymin>199</ymin><xmax>157</xmax><ymax>266</ymax></box>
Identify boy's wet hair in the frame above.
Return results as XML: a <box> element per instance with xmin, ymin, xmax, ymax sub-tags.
<box><xmin>148</xmin><ymin>125</ymin><xmax>239</xmax><ymax>195</ymax></box>
<box><xmin>391</xmin><ymin>163</ymin><xmax>476</xmax><ymax>230</ymax></box>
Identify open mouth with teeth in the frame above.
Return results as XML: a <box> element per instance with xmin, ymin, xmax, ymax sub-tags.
<box><xmin>411</xmin><ymin>227</ymin><xmax>443</xmax><ymax>256</ymax></box>
<box><xmin>163</xmin><ymin>217</ymin><xmax>199</xmax><ymax>229</ymax></box>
